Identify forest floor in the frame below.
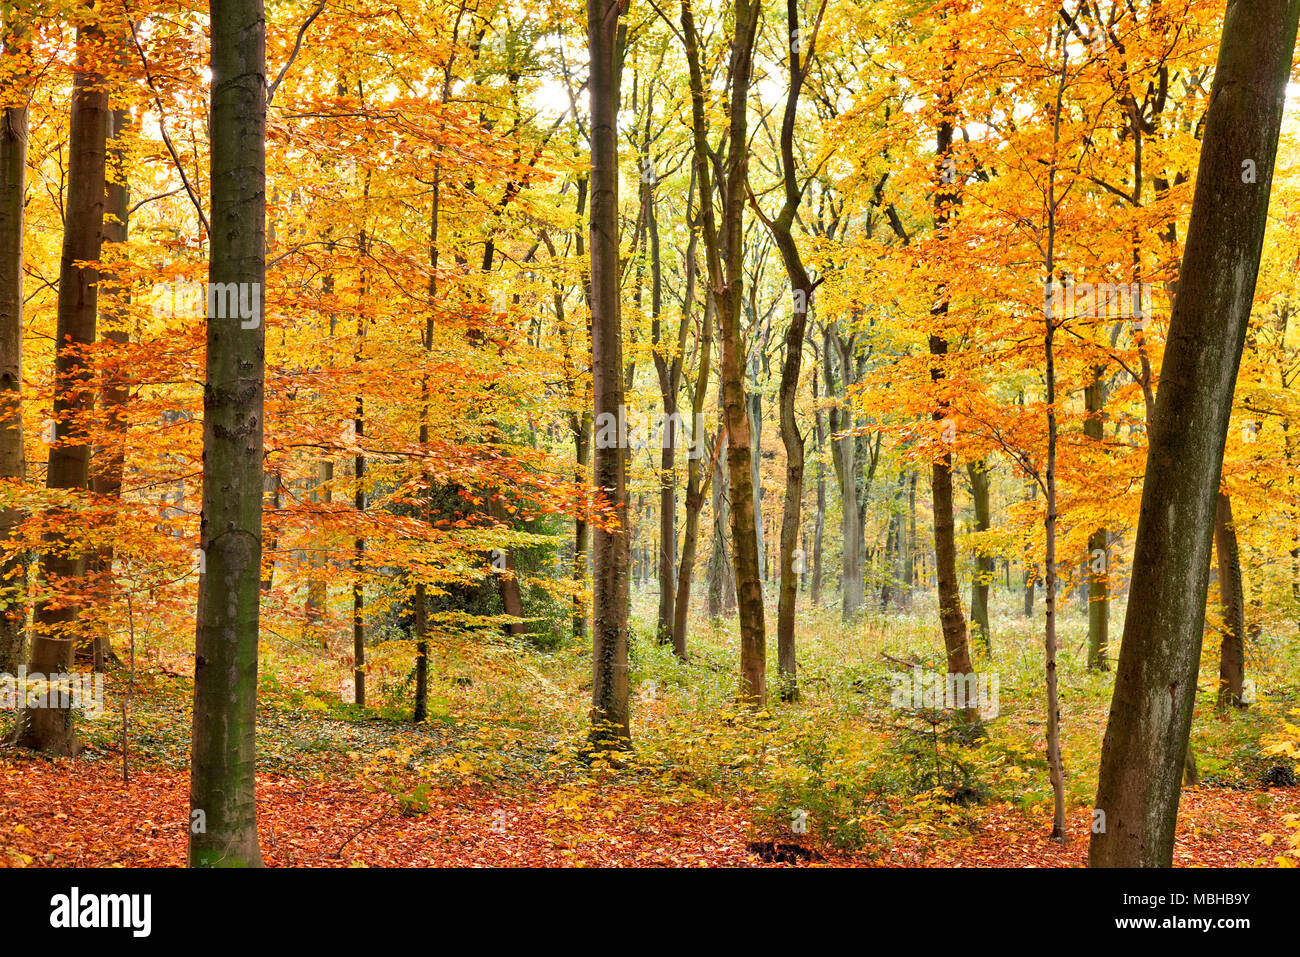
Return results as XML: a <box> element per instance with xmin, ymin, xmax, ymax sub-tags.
<box><xmin>2</xmin><ymin>590</ymin><xmax>1299</xmax><ymax>867</ymax></box>
<box><xmin>2</xmin><ymin>757</ymin><xmax>1298</xmax><ymax>866</ymax></box>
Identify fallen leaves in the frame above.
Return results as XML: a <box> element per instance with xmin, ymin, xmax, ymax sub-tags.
<box><xmin>2</xmin><ymin>755</ymin><xmax>1296</xmax><ymax>868</ymax></box>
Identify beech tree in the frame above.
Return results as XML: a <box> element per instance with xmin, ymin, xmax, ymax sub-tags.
<box><xmin>15</xmin><ymin>9</ymin><xmax>109</xmax><ymax>755</ymax></box>
<box><xmin>1090</xmin><ymin>0</ymin><xmax>1299</xmax><ymax>869</ymax></box>
<box><xmin>587</xmin><ymin>0</ymin><xmax>630</xmax><ymax>747</ymax></box>
<box><xmin>188</xmin><ymin>0</ymin><xmax>267</xmax><ymax>867</ymax></box>
<box><xmin>681</xmin><ymin>0</ymin><xmax>766</xmax><ymax>705</ymax></box>
<box><xmin>0</xmin><ymin>6</ymin><xmax>28</xmax><ymax>677</ymax></box>
<box><xmin>755</xmin><ymin>0</ymin><xmax>826</xmax><ymax>701</ymax></box>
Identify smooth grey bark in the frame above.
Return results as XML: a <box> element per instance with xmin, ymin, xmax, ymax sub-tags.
<box><xmin>189</xmin><ymin>0</ymin><xmax>266</xmax><ymax>867</ymax></box>
<box><xmin>880</xmin><ymin>470</ymin><xmax>905</xmax><ymax>611</ymax></box>
<box><xmin>1090</xmin><ymin>1</ymin><xmax>1299</xmax><ymax>868</ymax></box>
<box><xmin>1086</xmin><ymin>525</ymin><xmax>1110</xmax><ymax>671</ymax></box>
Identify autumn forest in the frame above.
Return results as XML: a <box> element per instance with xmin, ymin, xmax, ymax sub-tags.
<box><xmin>1</xmin><ymin>0</ymin><xmax>1300</xmax><ymax>890</ymax></box>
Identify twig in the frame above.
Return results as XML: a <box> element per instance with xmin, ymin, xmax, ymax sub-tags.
<box><xmin>332</xmin><ymin>800</ymin><xmax>395</xmax><ymax>859</ymax></box>
<box><xmin>125</xmin><ymin>13</ymin><xmax>210</xmax><ymax>236</ymax></box>
<box><xmin>268</xmin><ymin>0</ymin><xmax>329</xmax><ymax>106</ymax></box>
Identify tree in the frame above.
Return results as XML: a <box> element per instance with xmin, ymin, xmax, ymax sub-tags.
<box><xmin>681</xmin><ymin>0</ymin><xmax>766</xmax><ymax>705</ymax></box>
<box><xmin>15</xmin><ymin>9</ymin><xmax>110</xmax><ymax>755</ymax></box>
<box><xmin>966</xmin><ymin>460</ymin><xmax>991</xmax><ymax>652</ymax></box>
<box><xmin>1083</xmin><ymin>369</ymin><xmax>1109</xmax><ymax>671</ymax></box>
<box><xmin>756</xmin><ymin>0</ymin><xmax>826</xmax><ymax>701</ymax></box>
<box><xmin>669</xmin><ymin>195</ymin><xmax>713</xmax><ymax>660</ymax></box>
<box><xmin>1214</xmin><ymin>490</ymin><xmax>1246</xmax><ymax>712</ymax></box>
<box><xmin>189</xmin><ymin>0</ymin><xmax>267</xmax><ymax>867</ymax></box>
<box><xmin>0</xmin><ymin>5</ymin><xmax>29</xmax><ymax>676</ymax></box>
<box><xmin>1038</xmin><ymin>19</ymin><xmax>1072</xmax><ymax>840</ymax></box>
<box><xmin>587</xmin><ymin>0</ymin><xmax>630</xmax><ymax>748</ymax></box>
<box><xmin>927</xmin><ymin>21</ymin><xmax>976</xmax><ymax>729</ymax></box>
<box><xmin>1090</xmin><ymin>1</ymin><xmax>1299</xmax><ymax>868</ymax></box>
<box><xmin>88</xmin><ymin>87</ymin><xmax>133</xmax><ymax>673</ymax></box>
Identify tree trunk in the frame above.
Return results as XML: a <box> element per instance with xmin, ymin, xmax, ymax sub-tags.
<box><xmin>414</xmin><ymin>165</ymin><xmax>444</xmax><ymax>723</ymax></box>
<box><xmin>86</xmin><ymin>101</ymin><xmax>131</xmax><ymax>672</ymax></box>
<box><xmin>904</xmin><ymin>470</ymin><xmax>917</xmax><ymax>607</ymax></box>
<box><xmin>491</xmin><ymin>497</ymin><xmax>527</xmax><ymax>636</ymax></box>
<box><xmin>1214</xmin><ymin>491</ymin><xmax>1246</xmax><ymax>711</ymax></box>
<box><xmin>304</xmin><ymin>459</ymin><xmax>331</xmax><ymax>642</ymax></box>
<box><xmin>932</xmin><ymin>453</ymin><xmax>974</xmax><ymax>720</ymax></box>
<box><xmin>768</xmin><ymin>0</ymin><xmax>814</xmax><ymax>701</ymax></box>
<box><xmin>929</xmin><ymin>78</ymin><xmax>976</xmax><ymax>728</ymax></box>
<box><xmin>1084</xmin><ymin>366</ymin><xmax>1110</xmax><ymax>670</ymax></box>
<box><xmin>413</xmin><ymin>581</ymin><xmax>429</xmax><ymax>722</ymax></box>
<box><xmin>880</xmin><ymin>471</ymin><xmax>904</xmax><ymax>612</ymax></box>
<box><xmin>811</xmin><ymin>396</ymin><xmax>826</xmax><ymax>607</ymax></box>
<box><xmin>707</xmin><ymin>423</ymin><xmax>736</xmax><ymax>617</ymax></box>
<box><xmin>967</xmin><ymin>460</ymin><xmax>992</xmax><ymax>653</ymax></box>
<box><xmin>189</xmin><ymin>0</ymin><xmax>266</xmax><ymax>867</ymax></box>
<box><xmin>1039</xmin><ymin>27</ymin><xmax>1073</xmax><ymax>843</ymax></box>
<box><xmin>747</xmin><ymin>369</ymin><xmax>764</xmax><ymax>583</ymax></box>
<box><xmin>775</xmin><ymin>287</ymin><xmax>807</xmax><ymax>697</ymax></box>
<box><xmin>0</xmin><ymin>15</ymin><xmax>28</xmax><ymax>676</ymax></box>
<box><xmin>573</xmin><ymin>416</ymin><xmax>591</xmax><ymax>638</ymax></box>
<box><xmin>588</xmin><ymin>0</ymin><xmax>630</xmax><ymax>747</ymax></box>
<box><xmin>571</xmin><ymin>175</ymin><xmax>591</xmax><ymax>642</ymax></box>
<box><xmin>682</xmin><ymin>0</ymin><xmax>764</xmax><ymax>705</ymax></box>
<box><xmin>352</xmin><ymin>217</ymin><xmax>368</xmax><ymax>706</ymax></box>
<box><xmin>16</xmin><ymin>17</ymin><xmax>108</xmax><ymax>754</ymax></box>
<box><xmin>1090</xmin><ymin>2</ymin><xmax>1298</xmax><ymax>867</ymax></box>
<box><xmin>1085</xmin><ymin>530</ymin><xmax>1109</xmax><ymax>672</ymax></box>
<box><xmin>648</xmin><ymin>176</ymin><xmax>679</xmax><ymax>647</ymax></box>
<box><xmin>669</xmin><ymin>243</ymin><xmax>712</xmax><ymax>660</ymax></box>
<box><xmin>824</xmin><ymin>335</ymin><xmax>862</xmax><ymax>619</ymax></box>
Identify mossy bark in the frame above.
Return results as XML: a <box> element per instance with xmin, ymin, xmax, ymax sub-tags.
<box><xmin>189</xmin><ymin>0</ymin><xmax>267</xmax><ymax>868</ymax></box>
